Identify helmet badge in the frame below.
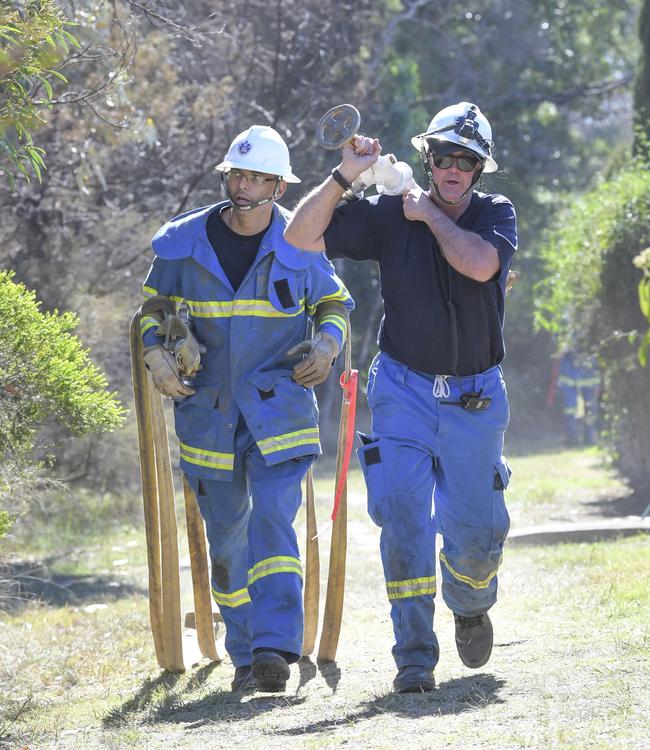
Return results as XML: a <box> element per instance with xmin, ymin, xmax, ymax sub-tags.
<box><xmin>238</xmin><ymin>140</ymin><xmax>252</xmax><ymax>155</ymax></box>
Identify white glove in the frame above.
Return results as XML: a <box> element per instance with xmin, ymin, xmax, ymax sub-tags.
<box><xmin>143</xmin><ymin>346</ymin><xmax>196</xmax><ymax>399</ymax></box>
<box><xmin>287</xmin><ymin>332</ymin><xmax>340</xmax><ymax>387</ymax></box>
<box><xmin>352</xmin><ymin>154</ymin><xmax>415</xmax><ymax>196</ymax></box>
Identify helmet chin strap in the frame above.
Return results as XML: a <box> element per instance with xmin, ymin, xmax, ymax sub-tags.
<box><xmin>419</xmin><ymin>147</ymin><xmax>482</xmax><ymax>206</ymax></box>
<box><xmin>221</xmin><ymin>174</ymin><xmax>283</xmax><ymax>212</ymax></box>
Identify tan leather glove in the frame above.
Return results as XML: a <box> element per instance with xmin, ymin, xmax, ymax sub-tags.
<box><xmin>143</xmin><ymin>345</ymin><xmax>196</xmax><ymax>398</ymax></box>
<box><xmin>156</xmin><ymin>316</ymin><xmax>204</xmax><ymax>377</ymax></box>
<box><xmin>141</xmin><ymin>295</ymin><xmax>205</xmax><ymax>378</ymax></box>
<box><xmin>287</xmin><ymin>331</ymin><xmax>340</xmax><ymax>388</ymax></box>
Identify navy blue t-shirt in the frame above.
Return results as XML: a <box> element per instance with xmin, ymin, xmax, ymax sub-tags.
<box><xmin>206</xmin><ymin>207</ymin><xmax>268</xmax><ymax>291</ymax></box>
<box><xmin>324</xmin><ymin>191</ymin><xmax>517</xmax><ymax>376</ymax></box>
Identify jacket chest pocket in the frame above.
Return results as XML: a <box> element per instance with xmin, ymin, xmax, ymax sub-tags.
<box><xmin>255</xmin><ymin>269</ymin><xmax>270</xmax><ymax>299</ymax></box>
<box><xmin>269</xmin><ymin>261</ymin><xmax>305</xmax><ymax>316</ymax></box>
<box><xmin>251</xmin><ymin>262</ymin><xmax>306</xmax><ymax>331</ymax></box>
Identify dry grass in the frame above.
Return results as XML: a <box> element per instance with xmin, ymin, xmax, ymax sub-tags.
<box><xmin>1</xmin><ymin>449</ymin><xmax>649</xmax><ymax>749</ymax></box>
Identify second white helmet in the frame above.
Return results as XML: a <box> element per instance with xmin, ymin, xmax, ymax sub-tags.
<box><xmin>411</xmin><ymin>102</ymin><xmax>498</xmax><ymax>173</ymax></box>
<box><xmin>216</xmin><ymin>125</ymin><xmax>301</xmax><ymax>183</ymax></box>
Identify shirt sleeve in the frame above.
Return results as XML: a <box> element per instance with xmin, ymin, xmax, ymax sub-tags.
<box><xmin>306</xmin><ymin>254</ymin><xmax>355</xmax><ymax>352</ymax></box>
<box><xmin>140</xmin><ymin>257</ymin><xmax>177</xmax><ymax>347</ymax></box>
<box><xmin>467</xmin><ymin>195</ymin><xmax>518</xmax><ymax>283</ymax></box>
<box><xmin>323</xmin><ymin>195</ymin><xmax>390</xmax><ymax>262</ymax></box>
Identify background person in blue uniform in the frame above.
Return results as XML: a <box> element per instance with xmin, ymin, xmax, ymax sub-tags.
<box><xmin>285</xmin><ymin>102</ymin><xmax>517</xmax><ymax>693</ymax></box>
<box><xmin>557</xmin><ymin>350</ymin><xmax>600</xmax><ymax>446</ymax></box>
<box><xmin>140</xmin><ymin>125</ymin><xmax>354</xmax><ymax>693</ymax></box>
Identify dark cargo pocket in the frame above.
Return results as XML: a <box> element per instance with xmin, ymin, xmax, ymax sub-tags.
<box><xmin>357</xmin><ymin>433</ymin><xmax>387</xmax><ymax>527</ymax></box>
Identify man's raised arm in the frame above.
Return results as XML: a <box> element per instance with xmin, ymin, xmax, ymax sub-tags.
<box><xmin>284</xmin><ymin>137</ymin><xmax>381</xmax><ymax>251</ymax></box>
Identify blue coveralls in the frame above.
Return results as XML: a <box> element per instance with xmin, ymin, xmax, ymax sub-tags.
<box><xmin>557</xmin><ymin>352</ymin><xmax>600</xmax><ymax>445</ymax></box>
<box><xmin>140</xmin><ymin>201</ymin><xmax>354</xmax><ymax>665</ymax></box>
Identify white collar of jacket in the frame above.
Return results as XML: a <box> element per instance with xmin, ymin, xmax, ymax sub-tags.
<box><xmin>151</xmin><ymin>201</ymin><xmax>315</xmax><ymax>271</ymax></box>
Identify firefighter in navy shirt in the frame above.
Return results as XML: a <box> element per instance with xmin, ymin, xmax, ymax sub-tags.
<box><xmin>285</xmin><ymin>102</ymin><xmax>517</xmax><ymax>693</ymax></box>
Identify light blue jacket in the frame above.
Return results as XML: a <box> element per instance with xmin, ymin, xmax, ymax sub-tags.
<box><xmin>141</xmin><ymin>201</ymin><xmax>354</xmax><ymax>480</ymax></box>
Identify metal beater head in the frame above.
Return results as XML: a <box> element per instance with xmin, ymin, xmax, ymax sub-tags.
<box><xmin>315</xmin><ymin>104</ymin><xmax>361</xmax><ymax>149</ymax></box>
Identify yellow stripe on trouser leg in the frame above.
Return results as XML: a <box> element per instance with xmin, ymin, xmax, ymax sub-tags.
<box><xmin>386</xmin><ymin>575</ymin><xmax>437</xmax><ymax>601</ymax></box>
<box><xmin>248</xmin><ymin>555</ymin><xmax>302</xmax><ymax>586</ymax></box>
<box><xmin>212</xmin><ymin>586</ymin><xmax>252</xmax><ymax>608</ymax></box>
<box><xmin>439</xmin><ymin>551</ymin><xmax>501</xmax><ymax>590</ymax></box>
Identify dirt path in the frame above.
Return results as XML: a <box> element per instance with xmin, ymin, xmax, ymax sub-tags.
<box><xmin>5</xmin><ymin>452</ymin><xmax>649</xmax><ymax>749</ymax></box>
<box><xmin>31</xmin><ymin>497</ymin><xmax>650</xmax><ymax>748</ymax></box>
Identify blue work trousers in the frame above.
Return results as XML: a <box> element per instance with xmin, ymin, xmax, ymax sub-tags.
<box><xmin>186</xmin><ymin>418</ymin><xmax>314</xmax><ymax>667</ymax></box>
<box><xmin>357</xmin><ymin>352</ymin><xmax>511</xmax><ymax>671</ymax></box>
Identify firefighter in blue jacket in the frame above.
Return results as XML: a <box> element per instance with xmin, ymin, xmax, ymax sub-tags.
<box><xmin>139</xmin><ymin>125</ymin><xmax>354</xmax><ymax>693</ymax></box>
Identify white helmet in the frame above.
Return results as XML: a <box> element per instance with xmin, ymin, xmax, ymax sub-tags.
<box><xmin>411</xmin><ymin>102</ymin><xmax>498</xmax><ymax>173</ymax></box>
<box><xmin>215</xmin><ymin>125</ymin><xmax>300</xmax><ymax>183</ymax></box>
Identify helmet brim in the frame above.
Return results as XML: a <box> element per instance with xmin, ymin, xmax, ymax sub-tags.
<box><xmin>215</xmin><ymin>159</ymin><xmax>301</xmax><ymax>183</ymax></box>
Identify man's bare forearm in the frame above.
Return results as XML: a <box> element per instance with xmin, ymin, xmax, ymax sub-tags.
<box><xmin>422</xmin><ymin>203</ymin><xmax>499</xmax><ymax>282</ymax></box>
<box><xmin>287</xmin><ymin>137</ymin><xmax>381</xmax><ymax>251</ymax></box>
<box><xmin>285</xmin><ymin>176</ymin><xmax>346</xmax><ymax>252</ymax></box>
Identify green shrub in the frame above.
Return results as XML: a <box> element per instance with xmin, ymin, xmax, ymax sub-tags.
<box><xmin>0</xmin><ymin>270</ymin><xmax>125</xmax><ymax>541</ymax></box>
<box><xmin>633</xmin><ymin>246</ymin><xmax>650</xmax><ymax>364</ymax></box>
<box><xmin>535</xmin><ymin>165</ymin><xmax>650</xmax><ymax>482</ymax></box>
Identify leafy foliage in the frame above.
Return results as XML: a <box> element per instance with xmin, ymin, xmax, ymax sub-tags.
<box><xmin>0</xmin><ymin>270</ymin><xmax>125</xmax><ymax>447</ymax></box>
<box><xmin>0</xmin><ymin>270</ymin><xmax>125</xmax><ymax>541</ymax></box>
<box><xmin>534</xmin><ymin>168</ymin><xmax>650</xmax><ymax>346</ymax></box>
<box><xmin>535</xmin><ymin>165</ymin><xmax>650</xmax><ymax>479</ymax></box>
<box><xmin>633</xmin><ymin>0</ymin><xmax>650</xmax><ymax>156</ymax></box>
<box><xmin>633</xmin><ymin>246</ymin><xmax>650</xmax><ymax>364</ymax></box>
<box><xmin>0</xmin><ymin>0</ymin><xmax>79</xmax><ymax>184</ymax></box>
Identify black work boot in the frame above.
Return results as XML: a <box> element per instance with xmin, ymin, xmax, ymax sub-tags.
<box><xmin>454</xmin><ymin>612</ymin><xmax>493</xmax><ymax>668</ymax></box>
<box><xmin>251</xmin><ymin>650</ymin><xmax>290</xmax><ymax>692</ymax></box>
<box><xmin>393</xmin><ymin>665</ymin><xmax>435</xmax><ymax>694</ymax></box>
<box><xmin>230</xmin><ymin>665</ymin><xmax>255</xmax><ymax>692</ymax></box>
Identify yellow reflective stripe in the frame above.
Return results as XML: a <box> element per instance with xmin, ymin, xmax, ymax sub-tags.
<box><xmin>318</xmin><ymin>314</ymin><xmax>347</xmax><ymax>341</ymax></box>
<box><xmin>212</xmin><ymin>586</ymin><xmax>251</xmax><ymax>608</ymax></box>
<box><xmin>257</xmin><ymin>427</ymin><xmax>320</xmax><ymax>456</ymax></box>
<box><xmin>179</xmin><ymin>442</ymin><xmax>235</xmax><ymax>471</ymax></box>
<box><xmin>169</xmin><ymin>297</ymin><xmax>306</xmax><ymax>319</ymax></box>
<box><xmin>248</xmin><ymin>555</ymin><xmax>302</xmax><ymax>585</ymax></box>
<box><xmin>558</xmin><ymin>375</ymin><xmax>599</xmax><ymax>387</ymax></box>
<box><xmin>184</xmin><ymin>299</ymin><xmax>234</xmax><ymax>317</ymax></box>
<box><xmin>231</xmin><ymin>299</ymin><xmax>305</xmax><ymax>318</ymax></box>
<box><xmin>140</xmin><ymin>316</ymin><xmax>159</xmax><ymax>336</ymax></box>
<box><xmin>386</xmin><ymin>575</ymin><xmax>437</xmax><ymax>600</ymax></box>
<box><xmin>307</xmin><ymin>287</ymin><xmax>352</xmax><ymax>315</ymax></box>
<box><xmin>439</xmin><ymin>552</ymin><xmax>501</xmax><ymax>590</ymax></box>
<box><xmin>311</xmin><ymin>280</ymin><xmax>353</xmax><ymax>307</ymax></box>
<box><xmin>142</xmin><ymin>290</ymin><xmax>308</xmax><ymax>319</ymax></box>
